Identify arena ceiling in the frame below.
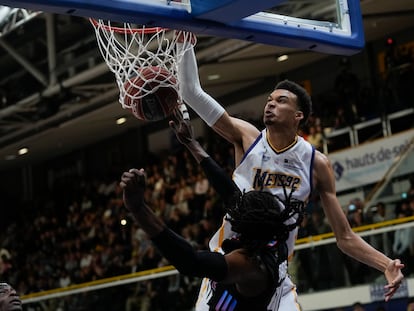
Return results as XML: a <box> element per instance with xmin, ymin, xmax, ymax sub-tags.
<box><xmin>0</xmin><ymin>0</ymin><xmax>414</xmax><ymax>171</ymax></box>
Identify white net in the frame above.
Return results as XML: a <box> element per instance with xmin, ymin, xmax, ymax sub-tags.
<box><xmin>90</xmin><ymin>19</ymin><xmax>196</xmax><ymax>109</ymax></box>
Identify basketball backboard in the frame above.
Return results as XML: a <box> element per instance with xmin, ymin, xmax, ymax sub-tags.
<box><xmin>0</xmin><ymin>0</ymin><xmax>364</xmax><ymax>54</ymax></box>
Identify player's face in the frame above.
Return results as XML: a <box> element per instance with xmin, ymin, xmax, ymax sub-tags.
<box><xmin>263</xmin><ymin>89</ymin><xmax>301</xmax><ymax>127</ymax></box>
<box><xmin>0</xmin><ymin>283</ymin><xmax>22</xmax><ymax>311</ymax></box>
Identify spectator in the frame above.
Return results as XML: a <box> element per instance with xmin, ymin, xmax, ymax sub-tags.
<box><xmin>407</xmin><ymin>297</ymin><xmax>414</xmax><ymax>311</ymax></box>
<box><xmin>352</xmin><ymin>301</ymin><xmax>366</xmax><ymax>311</ymax></box>
<box><xmin>334</xmin><ymin>57</ymin><xmax>361</xmax><ymax>124</ymax></box>
<box><xmin>125</xmin><ymin>281</ymin><xmax>152</xmax><ymax>311</ymax></box>
<box><xmin>370</xmin><ymin>202</ymin><xmax>392</xmax><ymax>256</ymax></box>
<box><xmin>395</xmin><ymin>199</ymin><xmax>411</xmax><ymax>217</ymax></box>
<box><xmin>0</xmin><ymin>249</ymin><xmax>12</xmax><ymax>279</ymax></box>
<box><xmin>307</xmin><ymin>125</ymin><xmax>323</xmax><ymax>151</ymax></box>
<box><xmin>408</xmin><ymin>175</ymin><xmax>414</xmax><ymax>196</ymax></box>
<box><xmin>191</xmin><ymin>171</ymin><xmax>209</xmax><ymax>222</ymax></box>
<box><xmin>0</xmin><ymin>283</ymin><xmax>22</xmax><ymax>311</ymax></box>
<box><xmin>346</xmin><ymin>198</ymin><xmax>366</xmax><ymax>228</ymax></box>
<box><xmin>392</xmin><ymin>208</ymin><xmax>414</xmax><ymax>276</ymax></box>
<box><xmin>345</xmin><ymin>199</ymin><xmax>371</xmax><ymax>284</ymax></box>
<box><xmin>409</xmin><ymin>197</ymin><xmax>414</xmax><ymax>216</ymax></box>
<box><xmin>173</xmin><ymin>176</ymin><xmax>193</xmax><ymax>217</ymax></box>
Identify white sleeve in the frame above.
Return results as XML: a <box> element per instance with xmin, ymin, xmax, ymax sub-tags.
<box><xmin>177</xmin><ymin>45</ymin><xmax>225</xmax><ymax>127</ymax></box>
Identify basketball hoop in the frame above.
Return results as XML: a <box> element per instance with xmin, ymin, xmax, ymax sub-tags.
<box><xmin>90</xmin><ymin>18</ymin><xmax>196</xmax><ymax>109</ymax></box>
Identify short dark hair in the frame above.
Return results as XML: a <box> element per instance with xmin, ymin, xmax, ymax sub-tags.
<box><xmin>275</xmin><ymin>79</ymin><xmax>312</xmax><ymax>127</ymax></box>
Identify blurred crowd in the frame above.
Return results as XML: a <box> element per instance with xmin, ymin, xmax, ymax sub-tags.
<box><xmin>0</xmin><ymin>126</ymin><xmax>413</xmax><ymax>310</ymax></box>
<box><xmin>0</xmin><ymin>40</ymin><xmax>414</xmax><ymax>311</ymax></box>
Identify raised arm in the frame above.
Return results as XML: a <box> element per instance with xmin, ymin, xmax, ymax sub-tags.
<box><xmin>177</xmin><ymin>40</ymin><xmax>260</xmax><ymax>162</ymax></box>
<box><xmin>120</xmin><ymin>168</ymin><xmax>228</xmax><ymax>280</ymax></box>
<box><xmin>120</xmin><ymin>168</ymin><xmax>263</xmax><ymax>289</ymax></box>
<box><xmin>169</xmin><ymin>109</ymin><xmax>239</xmax><ymax>200</ymax></box>
<box><xmin>313</xmin><ymin>151</ymin><xmax>404</xmax><ymax>301</ymax></box>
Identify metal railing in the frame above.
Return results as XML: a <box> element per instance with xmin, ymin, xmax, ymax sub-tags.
<box><xmin>323</xmin><ymin>108</ymin><xmax>414</xmax><ymax>154</ymax></box>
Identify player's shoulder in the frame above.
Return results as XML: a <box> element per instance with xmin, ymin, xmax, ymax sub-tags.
<box><xmin>312</xmin><ymin>150</ymin><xmax>336</xmax><ymax>191</ymax></box>
<box><xmin>312</xmin><ymin>149</ymin><xmax>332</xmax><ymax>170</ymax></box>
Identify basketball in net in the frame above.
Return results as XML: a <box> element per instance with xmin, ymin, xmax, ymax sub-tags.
<box><xmin>124</xmin><ymin>66</ymin><xmax>178</xmax><ymax>121</ymax></box>
<box><xmin>89</xmin><ymin>19</ymin><xmax>197</xmax><ymax>121</ymax></box>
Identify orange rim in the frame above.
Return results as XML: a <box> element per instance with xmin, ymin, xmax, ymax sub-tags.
<box><xmin>89</xmin><ymin>18</ymin><xmax>167</xmax><ymax>34</ymax></box>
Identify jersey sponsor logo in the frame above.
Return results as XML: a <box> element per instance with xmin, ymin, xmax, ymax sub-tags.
<box><xmin>281</xmin><ymin>158</ymin><xmax>303</xmax><ymax>171</ymax></box>
<box><xmin>261</xmin><ymin>151</ymin><xmax>271</xmax><ymax>162</ymax></box>
<box><xmin>252</xmin><ymin>168</ymin><xmax>301</xmax><ymax>191</ymax></box>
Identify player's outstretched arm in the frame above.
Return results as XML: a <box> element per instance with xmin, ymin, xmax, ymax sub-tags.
<box><xmin>177</xmin><ymin>38</ymin><xmax>260</xmax><ymax>151</ymax></box>
<box><xmin>313</xmin><ymin>151</ymin><xmax>404</xmax><ymax>301</ymax></box>
<box><xmin>120</xmin><ymin>167</ymin><xmax>239</xmax><ymax>283</ymax></box>
<box><xmin>169</xmin><ymin>108</ymin><xmax>239</xmax><ymax>201</ymax></box>
<box><xmin>177</xmin><ymin>39</ymin><xmax>225</xmax><ymax>128</ymax></box>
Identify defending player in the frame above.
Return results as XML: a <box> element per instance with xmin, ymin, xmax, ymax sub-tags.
<box><xmin>176</xmin><ymin>37</ymin><xmax>404</xmax><ymax>310</ymax></box>
<box><xmin>121</xmin><ymin>111</ymin><xmax>306</xmax><ymax>310</ymax></box>
<box><xmin>0</xmin><ymin>283</ymin><xmax>22</xmax><ymax>311</ymax></box>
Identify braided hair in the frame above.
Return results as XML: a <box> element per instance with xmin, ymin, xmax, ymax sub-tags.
<box><xmin>224</xmin><ymin>188</ymin><xmax>304</xmax><ymax>256</ymax></box>
<box><xmin>223</xmin><ymin>188</ymin><xmax>304</xmax><ymax>289</ymax></box>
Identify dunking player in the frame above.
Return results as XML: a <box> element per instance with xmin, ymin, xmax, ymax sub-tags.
<box><xmin>176</xmin><ymin>37</ymin><xmax>404</xmax><ymax>310</ymax></box>
<box><xmin>0</xmin><ymin>283</ymin><xmax>22</xmax><ymax>311</ymax></box>
<box><xmin>120</xmin><ymin>114</ymin><xmax>305</xmax><ymax>310</ymax></box>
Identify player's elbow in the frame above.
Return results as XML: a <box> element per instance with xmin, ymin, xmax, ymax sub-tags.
<box><xmin>335</xmin><ymin>231</ymin><xmax>358</xmax><ymax>254</ymax></box>
<box><xmin>174</xmin><ymin>251</ymin><xmax>228</xmax><ymax>282</ymax></box>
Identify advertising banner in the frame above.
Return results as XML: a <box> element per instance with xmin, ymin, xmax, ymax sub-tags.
<box><xmin>329</xmin><ymin>129</ymin><xmax>414</xmax><ymax>192</ymax></box>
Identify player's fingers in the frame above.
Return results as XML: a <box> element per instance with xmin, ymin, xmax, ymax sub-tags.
<box><xmin>384</xmin><ymin>277</ymin><xmax>402</xmax><ymax>301</ymax></box>
<box><xmin>173</xmin><ymin>107</ymin><xmax>184</xmax><ymax>122</ymax></box>
<box><xmin>128</xmin><ymin>168</ymin><xmax>142</xmax><ymax>175</ymax></box>
<box><xmin>169</xmin><ymin>120</ymin><xmax>178</xmax><ymax>132</ymax></box>
<box><xmin>394</xmin><ymin>259</ymin><xmax>404</xmax><ymax>269</ymax></box>
<box><xmin>384</xmin><ymin>286</ymin><xmax>398</xmax><ymax>301</ymax></box>
<box><xmin>120</xmin><ymin>172</ymin><xmax>133</xmax><ymax>188</ymax></box>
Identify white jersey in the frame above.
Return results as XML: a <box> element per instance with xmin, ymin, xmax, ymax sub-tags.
<box><xmin>196</xmin><ymin>129</ymin><xmax>315</xmax><ymax>311</ymax></box>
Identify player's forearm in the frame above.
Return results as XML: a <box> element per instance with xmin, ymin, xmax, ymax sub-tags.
<box><xmin>177</xmin><ymin>46</ymin><xmax>224</xmax><ymax>126</ymax></box>
<box><xmin>182</xmin><ymin>139</ymin><xmax>238</xmax><ymax>199</ymax></box>
<box><xmin>200</xmin><ymin>157</ymin><xmax>239</xmax><ymax>201</ymax></box>
<box><xmin>129</xmin><ymin>203</ymin><xmax>165</xmax><ymax>238</ymax></box>
<box><xmin>182</xmin><ymin>140</ymin><xmax>209</xmax><ymax>163</ymax></box>
<box><xmin>152</xmin><ymin>228</ymin><xmax>228</xmax><ymax>281</ymax></box>
<box><xmin>337</xmin><ymin>232</ymin><xmax>392</xmax><ymax>272</ymax></box>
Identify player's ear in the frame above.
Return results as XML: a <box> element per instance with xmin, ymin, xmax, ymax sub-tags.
<box><xmin>295</xmin><ymin>111</ymin><xmax>303</xmax><ymax>120</ymax></box>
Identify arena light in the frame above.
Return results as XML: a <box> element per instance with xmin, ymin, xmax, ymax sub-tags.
<box><xmin>276</xmin><ymin>54</ymin><xmax>289</xmax><ymax>62</ymax></box>
<box><xmin>386</xmin><ymin>37</ymin><xmax>394</xmax><ymax>46</ymax></box>
<box><xmin>207</xmin><ymin>74</ymin><xmax>221</xmax><ymax>81</ymax></box>
<box><xmin>18</xmin><ymin>147</ymin><xmax>29</xmax><ymax>155</ymax></box>
<box><xmin>116</xmin><ymin>117</ymin><xmax>127</xmax><ymax>125</ymax></box>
